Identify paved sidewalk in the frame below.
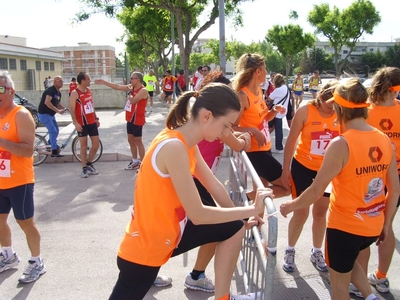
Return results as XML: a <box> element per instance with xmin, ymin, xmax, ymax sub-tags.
<box><xmin>1</xmin><ymin>96</ymin><xmax>399</xmax><ymax>299</ymax></box>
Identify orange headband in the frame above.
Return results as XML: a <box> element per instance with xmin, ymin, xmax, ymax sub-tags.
<box><xmin>332</xmin><ymin>92</ymin><xmax>370</xmax><ymax>108</ymax></box>
<box><xmin>389</xmin><ymin>85</ymin><xmax>400</xmax><ymax>92</ymax></box>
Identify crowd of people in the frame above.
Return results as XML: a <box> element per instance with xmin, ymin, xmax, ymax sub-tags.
<box><xmin>1</xmin><ymin>58</ymin><xmax>400</xmax><ymax>299</ymax></box>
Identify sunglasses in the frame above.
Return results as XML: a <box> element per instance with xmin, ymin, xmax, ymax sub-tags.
<box><xmin>0</xmin><ymin>86</ymin><xmax>12</xmax><ymax>94</ymax></box>
<box><xmin>202</xmin><ymin>69</ymin><xmax>208</xmax><ymax>72</ymax></box>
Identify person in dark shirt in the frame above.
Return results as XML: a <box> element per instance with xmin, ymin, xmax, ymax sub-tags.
<box><xmin>38</xmin><ymin>76</ymin><xmax>66</xmax><ymax>157</ymax></box>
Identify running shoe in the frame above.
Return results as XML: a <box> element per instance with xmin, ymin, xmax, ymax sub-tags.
<box><xmin>125</xmin><ymin>160</ymin><xmax>141</xmax><ymax>170</ymax></box>
<box><xmin>368</xmin><ymin>272</ymin><xmax>390</xmax><ymax>293</ymax></box>
<box><xmin>282</xmin><ymin>249</ymin><xmax>296</xmax><ymax>272</ymax></box>
<box><xmin>0</xmin><ymin>252</ymin><xmax>20</xmax><ymax>273</ymax></box>
<box><xmin>310</xmin><ymin>249</ymin><xmax>328</xmax><ymax>272</ymax></box>
<box><xmin>230</xmin><ymin>292</ymin><xmax>261</xmax><ymax>300</ymax></box>
<box><xmin>348</xmin><ymin>283</ymin><xmax>363</xmax><ymax>298</ymax></box>
<box><xmin>18</xmin><ymin>260</ymin><xmax>47</xmax><ymax>283</ymax></box>
<box><xmin>153</xmin><ymin>275</ymin><xmax>172</xmax><ymax>287</ymax></box>
<box><xmin>81</xmin><ymin>168</ymin><xmax>89</xmax><ymax>178</ymax></box>
<box><xmin>184</xmin><ymin>273</ymin><xmax>215</xmax><ymax>292</ymax></box>
<box><xmin>87</xmin><ymin>164</ymin><xmax>99</xmax><ymax>175</ymax></box>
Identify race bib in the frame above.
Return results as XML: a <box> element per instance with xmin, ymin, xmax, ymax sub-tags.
<box><xmin>124</xmin><ymin>99</ymin><xmax>132</xmax><ymax>112</ymax></box>
<box><xmin>311</xmin><ymin>85</ymin><xmax>318</xmax><ymax>90</ymax></box>
<box><xmin>310</xmin><ymin>131</ymin><xmax>338</xmax><ymax>156</ymax></box>
<box><xmin>0</xmin><ymin>150</ymin><xmax>11</xmax><ymax>178</ymax></box>
<box><xmin>148</xmin><ymin>80</ymin><xmax>154</xmax><ymax>87</ymax></box>
<box><xmin>84</xmin><ymin>101</ymin><xmax>94</xmax><ymax>114</ymax></box>
<box><xmin>258</xmin><ymin>120</ymin><xmax>271</xmax><ymax>143</ymax></box>
<box><xmin>165</xmin><ymin>84</ymin><xmax>172</xmax><ymax>89</ymax></box>
<box><xmin>295</xmin><ymin>84</ymin><xmax>302</xmax><ymax>90</ymax></box>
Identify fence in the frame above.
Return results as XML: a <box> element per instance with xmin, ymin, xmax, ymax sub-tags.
<box><xmin>228</xmin><ymin>149</ymin><xmax>278</xmax><ymax>300</ymax></box>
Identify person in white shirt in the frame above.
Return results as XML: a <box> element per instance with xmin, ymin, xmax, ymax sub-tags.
<box><xmin>194</xmin><ymin>65</ymin><xmax>210</xmax><ymax>91</ymax></box>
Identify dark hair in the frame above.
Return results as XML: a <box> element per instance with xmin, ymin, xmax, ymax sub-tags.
<box><xmin>77</xmin><ymin>72</ymin><xmax>87</xmax><ymax>84</ymax></box>
<box><xmin>166</xmin><ymin>83</ymin><xmax>240</xmax><ymax>129</ymax></box>
<box><xmin>202</xmin><ymin>65</ymin><xmax>211</xmax><ymax>71</ymax></box>
<box><xmin>179</xmin><ymin>69</ymin><xmax>184</xmax><ymax>75</ymax></box>
<box><xmin>166</xmin><ymin>70</ymin><xmax>172</xmax><ymax>75</ymax></box>
<box><xmin>71</xmin><ymin>77</ymin><xmax>76</xmax><ymax>82</ymax></box>
<box><xmin>369</xmin><ymin>67</ymin><xmax>400</xmax><ymax>104</ymax></box>
<box><xmin>200</xmin><ymin>71</ymin><xmax>231</xmax><ymax>89</ymax></box>
<box><xmin>198</xmin><ymin>66</ymin><xmax>203</xmax><ymax>71</ymax></box>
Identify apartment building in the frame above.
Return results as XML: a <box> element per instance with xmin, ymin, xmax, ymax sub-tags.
<box><xmin>45</xmin><ymin>43</ymin><xmax>116</xmax><ymax>82</ymax></box>
<box><xmin>0</xmin><ymin>35</ymin><xmax>64</xmax><ymax>91</ymax></box>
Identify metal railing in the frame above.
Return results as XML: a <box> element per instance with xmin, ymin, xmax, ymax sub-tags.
<box><xmin>228</xmin><ymin>150</ymin><xmax>278</xmax><ymax>300</ymax></box>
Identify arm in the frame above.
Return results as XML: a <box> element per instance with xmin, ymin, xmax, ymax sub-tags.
<box><xmin>128</xmin><ymin>89</ymin><xmax>148</xmax><ymax>105</ymax></box>
<box><xmin>219</xmin><ymin>131</ymin><xmax>250</xmax><ymax>152</ymax></box>
<box><xmin>69</xmin><ymin>90</ymin><xmax>82</xmax><ymax>132</ymax></box>
<box><xmin>280</xmin><ymin>136</ymin><xmax>348</xmax><ymax>217</ymax></box>
<box><xmin>94</xmin><ymin>79</ymin><xmax>130</xmax><ymax>92</ymax></box>
<box><xmin>159</xmin><ymin>140</ymin><xmax>270</xmax><ymax>224</ymax></box>
<box><xmin>376</xmin><ymin>147</ymin><xmax>400</xmax><ymax>245</ymax></box>
<box><xmin>0</xmin><ymin>109</ymin><xmax>35</xmax><ymax>157</ymax></box>
<box><xmin>281</xmin><ymin>106</ymin><xmax>307</xmax><ymax>187</ymax></box>
<box><xmin>44</xmin><ymin>95</ymin><xmax>64</xmax><ymax>114</ymax></box>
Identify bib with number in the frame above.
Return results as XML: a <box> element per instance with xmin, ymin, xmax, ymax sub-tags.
<box><xmin>165</xmin><ymin>83</ymin><xmax>172</xmax><ymax>89</ymax></box>
<box><xmin>84</xmin><ymin>101</ymin><xmax>94</xmax><ymax>114</ymax></box>
<box><xmin>124</xmin><ymin>99</ymin><xmax>132</xmax><ymax>112</ymax></box>
<box><xmin>258</xmin><ymin>120</ymin><xmax>271</xmax><ymax>143</ymax></box>
<box><xmin>310</xmin><ymin>130</ymin><xmax>339</xmax><ymax>156</ymax></box>
<box><xmin>0</xmin><ymin>150</ymin><xmax>11</xmax><ymax>178</ymax></box>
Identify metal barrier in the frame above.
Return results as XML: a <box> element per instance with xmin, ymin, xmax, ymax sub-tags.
<box><xmin>228</xmin><ymin>150</ymin><xmax>278</xmax><ymax>300</ymax></box>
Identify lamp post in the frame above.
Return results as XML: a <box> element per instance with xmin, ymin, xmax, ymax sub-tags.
<box><xmin>171</xmin><ymin>12</ymin><xmax>176</xmax><ymax>102</ymax></box>
<box><xmin>218</xmin><ymin>0</ymin><xmax>226</xmax><ymax>75</ymax></box>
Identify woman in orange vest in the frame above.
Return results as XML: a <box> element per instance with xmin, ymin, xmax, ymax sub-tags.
<box><xmin>108</xmin><ymin>83</ymin><xmax>272</xmax><ymax>300</ymax></box>
<box><xmin>281</xmin><ymin>80</ymin><xmax>339</xmax><ymax>274</ymax></box>
<box><xmin>280</xmin><ymin>78</ymin><xmax>399</xmax><ymax>300</ymax></box>
<box><xmin>359</xmin><ymin>67</ymin><xmax>400</xmax><ymax>294</ymax></box>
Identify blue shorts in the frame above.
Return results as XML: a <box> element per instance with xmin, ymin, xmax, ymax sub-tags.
<box><xmin>310</xmin><ymin>89</ymin><xmax>318</xmax><ymax>93</ymax></box>
<box><xmin>0</xmin><ymin>184</ymin><xmax>35</xmax><ymax>220</ymax></box>
<box><xmin>163</xmin><ymin>91</ymin><xmax>173</xmax><ymax>97</ymax></box>
<box><xmin>293</xmin><ymin>90</ymin><xmax>303</xmax><ymax>96</ymax></box>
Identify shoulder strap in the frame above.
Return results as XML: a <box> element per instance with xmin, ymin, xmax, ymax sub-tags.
<box><xmin>275</xmin><ymin>87</ymin><xmax>290</xmax><ymax>106</ymax></box>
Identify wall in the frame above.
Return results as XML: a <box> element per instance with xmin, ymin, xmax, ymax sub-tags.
<box><xmin>17</xmin><ymin>87</ymin><xmax>128</xmax><ymax>109</ymax></box>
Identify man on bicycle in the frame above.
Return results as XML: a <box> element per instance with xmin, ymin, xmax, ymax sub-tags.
<box><xmin>69</xmin><ymin>72</ymin><xmax>101</xmax><ymax>178</ymax></box>
<box><xmin>38</xmin><ymin>76</ymin><xmax>66</xmax><ymax>158</ymax></box>
<box><xmin>0</xmin><ymin>71</ymin><xmax>47</xmax><ymax>283</ymax></box>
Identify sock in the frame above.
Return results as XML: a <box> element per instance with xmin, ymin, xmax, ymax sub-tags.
<box><xmin>83</xmin><ymin>166</ymin><xmax>88</xmax><ymax>171</ymax></box>
<box><xmin>30</xmin><ymin>255</ymin><xmax>42</xmax><ymax>264</ymax></box>
<box><xmin>218</xmin><ymin>294</ymin><xmax>229</xmax><ymax>300</ymax></box>
<box><xmin>286</xmin><ymin>246</ymin><xmax>295</xmax><ymax>251</ymax></box>
<box><xmin>312</xmin><ymin>247</ymin><xmax>322</xmax><ymax>253</ymax></box>
<box><xmin>86</xmin><ymin>161</ymin><xmax>93</xmax><ymax>166</ymax></box>
<box><xmin>190</xmin><ymin>270</ymin><xmax>205</xmax><ymax>280</ymax></box>
<box><xmin>1</xmin><ymin>246</ymin><xmax>14</xmax><ymax>260</ymax></box>
<box><xmin>376</xmin><ymin>269</ymin><xmax>387</xmax><ymax>279</ymax></box>
<box><xmin>131</xmin><ymin>158</ymin><xmax>138</xmax><ymax>163</ymax></box>
<box><xmin>365</xmin><ymin>294</ymin><xmax>378</xmax><ymax>300</ymax></box>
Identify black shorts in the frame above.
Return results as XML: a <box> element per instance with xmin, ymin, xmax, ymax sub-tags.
<box><xmin>148</xmin><ymin>91</ymin><xmax>154</xmax><ymax>97</ymax></box>
<box><xmin>78</xmin><ymin>123</ymin><xmax>99</xmax><ymax>137</ymax></box>
<box><xmin>325</xmin><ymin>228</ymin><xmax>378</xmax><ymax>273</ymax></box>
<box><xmin>246</xmin><ymin>150</ymin><xmax>282</xmax><ymax>183</ymax></box>
<box><xmin>126</xmin><ymin>122</ymin><xmax>143</xmax><ymax>137</ymax></box>
<box><xmin>193</xmin><ymin>177</ymin><xmax>217</xmax><ymax>207</ymax></box>
<box><xmin>163</xmin><ymin>91</ymin><xmax>173</xmax><ymax>97</ymax></box>
<box><xmin>291</xmin><ymin>158</ymin><xmax>330</xmax><ymax>198</ymax></box>
<box><xmin>0</xmin><ymin>184</ymin><xmax>35</xmax><ymax>220</ymax></box>
<box><xmin>110</xmin><ymin>218</ymin><xmax>244</xmax><ymax>299</ymax></box>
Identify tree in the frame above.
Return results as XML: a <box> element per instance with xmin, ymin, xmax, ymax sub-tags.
<box><xmin>384</xmin><ymin>43</ymin><xmax>400</xmax><ymax>68</ymax></box>
<box><xmin>302</xmin><ymin>47</ymin><xmax>335</xmax><ymax>75</ymax></box>
<box><xmin>308</xmin><ymin>0</ymin><xmax>381</xmax><ymax>78</ymax></box>
<box><xmin>76</xmin><ymin>0</ymin><xmax>254</xmax><ymax>86</ymax></box>
<box><xmin>266</xmin><ymin>24</ymin><xmax>315</xmax><ymax>77</ymax></box>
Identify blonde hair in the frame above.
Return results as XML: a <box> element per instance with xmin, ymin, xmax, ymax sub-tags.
<box><xmin>233</xmin><ymin>53</ymin><xmax>265</xmax><ymax>92</ymax></box>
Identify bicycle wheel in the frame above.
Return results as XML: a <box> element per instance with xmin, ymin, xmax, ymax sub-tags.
<box><xmin>72</xmin><ymin>136</ymin><xmax>103</xmax><ymax>163</ymax></box>
<box><xmin>33</xmin><ymin>134</ymin><xmax>50</xmax><ymax>166</ymax></box>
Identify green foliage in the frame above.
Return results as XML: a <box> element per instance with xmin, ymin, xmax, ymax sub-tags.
<box><xmin>307</xmin><ymin>0</ymin><xmax>381</xmax><ymax>77</ymax></box>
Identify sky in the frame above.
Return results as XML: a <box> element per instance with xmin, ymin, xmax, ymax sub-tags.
<box><xmin>3</xmin><ymin>0</ymin><xmax>399</xmax><ymax>59</ymax></box>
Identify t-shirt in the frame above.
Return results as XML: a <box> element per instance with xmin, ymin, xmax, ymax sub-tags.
<box><xmin>143</xmin><ymin>75</ymin><xmax>158</xmax><ymax>92</ymax></box>
<box><xmin>269</xmin><ymin>85</ymin><xmax>290</xmax><ymax>119</ymax></box>
<box><xmin>38</xmin><ymin>85</ymin><xmax>61</xmax><ymax>116</ymax></box>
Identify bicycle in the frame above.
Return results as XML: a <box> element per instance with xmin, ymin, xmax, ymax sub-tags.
<box><xmin>33</xmin><ymin>129</ymin><xmax>103</xmax><ymax>166</ymax></box>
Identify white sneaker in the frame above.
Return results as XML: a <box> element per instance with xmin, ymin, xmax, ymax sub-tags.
<box><xmin>368</xmin><ymin>272</ymin><xmax>390</xmax><ymax>293</ymax></box>
<box><xmin>125</xmin><ymin>160</ymin><xmax>141</xmax><ymax>170</ymax></box>
<box><xmin>18</xmin><ymin>260</ymin><xmax>47</xmax><ymax>283</ymax></box>
<box><xmin>0</xmin><ymin>252</ymin><xmax>20</xmax><ymax>273</ymax></box>
<box><xmin>348</xmin><ymin>283</ymin><xmax>363</xmax><ymax>297</ymax></box>
<box><xmin>153</xmin><ymin>275</ymin><xmax>172</xmax><ymax>287</ymax></box>
<box><xmin>184</xmin><ymin>273</ymin><xmax>215</xmax><ymax>292</ymax></box>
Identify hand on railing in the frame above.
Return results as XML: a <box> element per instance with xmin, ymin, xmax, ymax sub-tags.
<box><xmin>244</xmin><ymin>215</ymin><xmax>265</xmax><ymax>230</ymax></box>
<box><xmin>254</xmin><ymin>187</ymin><xmax>274</xmax><ymax>215</ymax></box>
<box><xmin>63</xmin><ymin>108</ymin><xmax>71</xmax><ymax>115</ymax></box>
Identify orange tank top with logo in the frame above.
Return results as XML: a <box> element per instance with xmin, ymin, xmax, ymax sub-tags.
<box><xmin>328</xmin><ymin>129</ymin><xmax>392</xmax><ymax>236</ymax></box>
<box><xmin>118</xmin><ymin>128</ymin><xmax>196</xmax><ymax>266</ymax></box>
<box><xmin>239</xmin><ymin>86</ymin><xmax>271</xmax><ymax>152</ymax></box>
<box><xmin>0</xmin><ymin>106</ymin><xmax>34</xmax><ymax>189</ymax></box>
<box><xmin>367</xmin><ymin>101</ymin><xmax>400</xmax><ymax>174</ymax></box>
<box><xmin>294</xmin><ymin>104</ymin><xmax>339</xmax><ymax>170</ymax></box>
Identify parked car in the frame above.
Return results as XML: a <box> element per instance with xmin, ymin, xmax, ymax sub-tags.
<box><xmin>303</xmin><ymin>78</ymin><xmax>309</xmax><ymax>91</ymax></box>
<box><xmin>14</xmin><ymin>93</ymin><xmax>39</xmax><ymax>128</ymax></box>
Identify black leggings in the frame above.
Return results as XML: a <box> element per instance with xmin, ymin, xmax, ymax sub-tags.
<box><xmin>109</xmin><ymin>218</ymin><xmax>244</xmax><ymax>299</ymax></box>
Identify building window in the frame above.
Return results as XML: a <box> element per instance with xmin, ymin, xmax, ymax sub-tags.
<box><xmin>50</xmin><ymin>62</ymin><xmax>55</xmax><ymax>71</ymax></box>
<box><xmin>36</xmin><ymin>61</ymin><xmax>41</xmax><ymax>71</ymax></box>
<box><xmin>370</xmin><ymin>48</ymin><xmax>374</xmax><ymax>52</ymax></box>
<box><xmin>0</xmin><ymin>58</ymin><xmax>8</xmax><ymax>69</ymax></box>
<box><xmin>44</xmin><ymin>62</ymin><xmax>49</xmax><ymax>71</ymax></box>
<box><xmin>343</xmin><ymin>50</ymin><xmax>348</xmax><ymax>54</ymax></box>
<box><xmin>9</xmin><ymin>59</ymin><xmax>17</xmax><ymax>70</ymax></box>
<box><xmin>20</xmin><ymin>59</ymin><xmax>27</xmax><ymax>71</ymax></box>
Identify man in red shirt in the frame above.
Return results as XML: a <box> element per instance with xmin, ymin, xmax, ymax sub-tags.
<box><xmin>69</xmin><ymin>77</ymin><xmax>77</xmax><ymax>96</ymax></box>
<box><xmin>160</xmin><ymin>70</ymin><xmax>177</xmax><ymax>108</ymax></box>
<box><xmin>175</xmin><ymin>70</ymin><xmax>186</xmax><ymax>98</ymax></box>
